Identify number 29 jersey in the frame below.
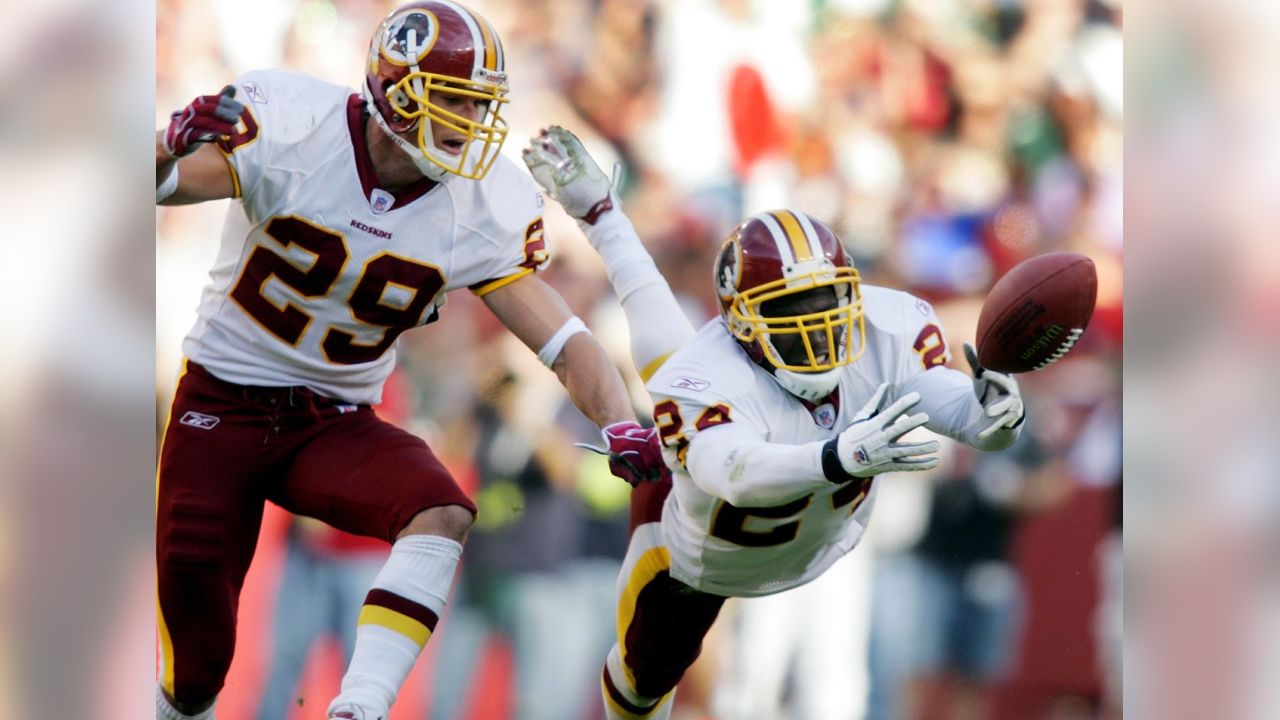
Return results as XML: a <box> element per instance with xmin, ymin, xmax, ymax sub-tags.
<box><xmin>646</xmin><ymin>286</ymin><xmax>965</xmax><ymax>598</ymax></box>
<box><xmin>181</xmin><ymin>70</ymin><xmax>546</xmax><ymax>405</ymax></box>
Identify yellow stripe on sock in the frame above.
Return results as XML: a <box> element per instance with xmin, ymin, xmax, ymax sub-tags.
<box><xmin>358</xmin><ymin>605</ymin><xmax>433</xmax><ymax>647</ymax></box>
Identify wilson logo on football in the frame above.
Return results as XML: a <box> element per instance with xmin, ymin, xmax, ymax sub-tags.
<box><xmin>180</xmin><ymin>411</ymin><xmax>221</xmax><ymax>430</ymax></box>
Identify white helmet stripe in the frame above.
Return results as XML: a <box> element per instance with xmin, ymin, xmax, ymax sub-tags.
<box><xmin>757</xmin><ymin>212</ymin><xmax>798</xmax><ymax>264</ymax></box>
<box><xmin>435</xmin><ymin>0</ymin><xmax>485</xmax><ymax>73</ymax></box>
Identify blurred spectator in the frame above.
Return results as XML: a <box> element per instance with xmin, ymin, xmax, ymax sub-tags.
<box><xmin>712</xmin><ymin>548</ymin><xmax>872</xmax><ymax>720</ymax></box>
<box><xmin>888</xmin><ymin>436</ymin><xmax>1049</xmax><ymax>720</ymax></box>
<box><xmin>254</xmin><ymin>520</ymin><xmax>387</xmax><ymax>720</ymax></box>
<box><xmin>429</xmin><ymin>357</ymin><xmax>624</xmax><ymax>720</ymax></box>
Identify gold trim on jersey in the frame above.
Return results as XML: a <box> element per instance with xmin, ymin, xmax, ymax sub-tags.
<box><xmin>638</xmin><ymin>352</ymin><xmax>672</xmax><ymax>383</ymax></box>
<box><xmin>469</xmin><ymin>266</ymin><xmax>533</xmax><ymax>297</ymax></box>
<box><xmin>216</xmin><ymin>100</ymin><xmax>260</xmax><ymax>198</ymax></box>
<box><xmin>223</xmin><ymin>154</ymin><xmax>241</xmax><ymax>199</ymax></box>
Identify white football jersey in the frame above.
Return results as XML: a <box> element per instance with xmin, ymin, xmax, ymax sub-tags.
<box><xmin>647</xmin><ymin>285</ymin><xmax>975</xmax><ymax>597</ymax></box>
<box><xmin>182</xmin><ymin>70</ymin><xmax>547</xmax><ymax>404</ymax></box>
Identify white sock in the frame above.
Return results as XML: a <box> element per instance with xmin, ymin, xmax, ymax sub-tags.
<box><xmin>601</xmin><ymin>646</ymin><xmax>674</xmax><ymax>720</ymax></box>
<box><xmin>328</xmin><ymin>534</ymin><xmax>462</xmax><ymax>717</ymax></box>
<box><xmin>583</xmin><ymin>209</ymin><xmax>696</xmax><ymax>380</ymax></box>
<box><xmin>155</xmin><ymin>686</ymin><xmax>215</xmax><ymax>720</ymax></box>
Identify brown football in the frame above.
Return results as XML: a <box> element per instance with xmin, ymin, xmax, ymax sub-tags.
<box><xmin>975</xmin><ymin>252</ymin><xmax>1097</xmax><ymax>374</ymax></box>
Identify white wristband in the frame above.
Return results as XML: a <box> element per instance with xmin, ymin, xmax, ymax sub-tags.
<box><xmin>156</xmin><ymin>164</ymin><xmax>179</xmax><ymax>203</ymax></box>
<box><xmin>537</xmin><ymin>316</ymin><xmax>590</xmax><ymax>367</ymax></box>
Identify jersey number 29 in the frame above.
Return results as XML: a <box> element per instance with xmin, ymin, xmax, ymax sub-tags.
<box><xmin>230</xmin><ymin>215</ymin><xmax>445</xmax><ymax>365</ymax></box>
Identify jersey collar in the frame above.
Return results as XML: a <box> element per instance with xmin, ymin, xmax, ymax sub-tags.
<box><xmin>346</xmin><ymin>94</ymin><xmax>438</xmax><ymax>209</ymax></box>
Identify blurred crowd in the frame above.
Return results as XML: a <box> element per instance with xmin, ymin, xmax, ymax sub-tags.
<box><xmin>156</xmin><ymin>0</ymin><xmax>1123</xmax><ymax>718</ymax></box>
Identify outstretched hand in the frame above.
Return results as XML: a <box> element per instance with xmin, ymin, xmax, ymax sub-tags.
<box><xmin>963</xmin><ymin>343</ymin><xmax>1025</xmax><ymax>440</ymax></box>
<box><xmin>834</xmin><ymin>384</ymin><xmax>940</xmax><ymax>478</ymax></box>
<box><xmin>163</xmin><ymin>85</ymin><xmax>243</xmax><ymax>158</ymax></box>
<box><xmin>521</xmin><ymin>125</ymin><xmax>615</xmax><ymax>224</ymax></box>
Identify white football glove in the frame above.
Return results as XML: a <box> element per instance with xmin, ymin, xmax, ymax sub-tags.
<box><xmin>964</xmin><ymin>343</ymin><xmax>1025</xmax><ymax>441</ymax></box>
<box><xmin>521</xmin><ymin>125</ymin><xmax>615</xmax><ymax>223</ymax></box>
<box><xmin>834</xmin><ymin>384</ymin><xmax>940</xmax><ymax>478</ymax></box>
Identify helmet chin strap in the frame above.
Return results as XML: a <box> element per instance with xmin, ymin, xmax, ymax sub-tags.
<box><xmin>773</xmin><ymin>367</ymin><xmax>842</xmax><ymax>402</ymax></box>
<box><xmin>367</xmin><ymin>105</ymin><xmax>452</xmax><ymax>182</ymax></box>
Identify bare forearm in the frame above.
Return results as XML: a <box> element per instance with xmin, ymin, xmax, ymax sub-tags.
<box><xmin>157</xmin><ymin>131</ymin><xmax>176</xmax><ymax>183</ymax></box>
<box><xmin>552</xmin><ymin>333</ymin><xmax>635</xmax><ymax>428</ymax></box>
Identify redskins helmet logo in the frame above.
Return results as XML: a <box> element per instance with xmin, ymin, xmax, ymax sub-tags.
<box><xmin>382</xmin><ymin>11</ymin><xmax>438</xmax><ymax>66</ymax></box>
<box><xmin>716</xmin><ymin>235</ymin><xmax>742</xmax><ymax>301</ymax></box>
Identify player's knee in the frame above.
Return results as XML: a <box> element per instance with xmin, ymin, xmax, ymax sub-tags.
<box><xmin>398</xmin><ymin>504</ymin><xmax>474</xmax><ymax>542</ymax></box>
<box><xmin>159</xmin><ymin>514</ymin><xmax>231</xmax><ymax>576</ymax></box>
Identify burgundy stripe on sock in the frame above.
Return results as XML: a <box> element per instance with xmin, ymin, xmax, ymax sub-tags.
<box><xmin>364</xmin><ymin>588</ymin><xmax>439</xmax><ymax>632</ymax></box>
<box><xmin>602</xmin><ymin>665</ymin><xmax>658</xmax><ymax>716</ymax></box>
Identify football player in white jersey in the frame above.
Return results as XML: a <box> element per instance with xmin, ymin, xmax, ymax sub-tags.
<box><xmin>523</xmin><ymin>126</ymin><xmax>1027</xmax><ymax>719</ymax></box>
<box><xmin>153</xmin><ymin>5</ymin><xmax>663</xmax><ymax>720</ymax></box>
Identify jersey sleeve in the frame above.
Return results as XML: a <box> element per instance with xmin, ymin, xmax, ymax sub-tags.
<box><xmin>897</xmin><ymin>293</ymin><xmax>952</xmax><ymax>379</ymax></box>
<box><xmin>649</xmin><ymin>384</ymin><xmax>740</xmax><ymax>472</ymax></box>
<box><xmin>648</xmin><ymin>371</ymin><xmax>831</xmax><ymax>507</ymax></box>
<box><xmin>882</xmin><ymin>291</ymin><xmax>1003</xmax><ymax>448</ymax></box>
<box><xmin>454</xmin><ymin>157</ymin><xmax>549</xmax><ymax>296</ymax></box>
<box><xmin>212</xmin><ymin>71</ymin><xmax>275</xmax><ymax>201</ymax></box>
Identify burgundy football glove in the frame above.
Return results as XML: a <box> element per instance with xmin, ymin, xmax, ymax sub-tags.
<box><xmin>162</xmin><ymin>85</ymin><xmax>244</xmax><ymax>158</ymax></box>
<box><xmin>577</xmin><ymin>421</ymin><xmax>664</xmax><ymax>487</ymax></box>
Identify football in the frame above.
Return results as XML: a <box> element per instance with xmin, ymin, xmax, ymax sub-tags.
<box><xmin>975</xmin><ymin>252</ymin><xmax>1098</xmax><ymax>373</ymax></box>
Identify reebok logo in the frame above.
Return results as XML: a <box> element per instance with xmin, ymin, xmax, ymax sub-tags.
<box><xmin>180</xmin><ymin>411</ymin><xmax>220</xmax><ymax>430</ymax></box>
<box><xmin>350</xmin><ymin>219</ymin><xmax>393</xmax><ymax>239</ymax></box>
<box><xmin>671</xmin><ymin>376</ymin><xmax>710</xmax><ymax>392</ymax></box>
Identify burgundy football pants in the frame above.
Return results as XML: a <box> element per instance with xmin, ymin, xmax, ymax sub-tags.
<box><xmin>156</xmin><ymin>361</ymin><xmax>474</xmax><ymax>704</ymax></box>
<box><xmin>604</xmin><ymin>478</ymin><xmax>726</xmax><ymax>713</ymax></box>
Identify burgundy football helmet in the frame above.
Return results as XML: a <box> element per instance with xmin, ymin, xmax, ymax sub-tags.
<box><xmin>714</xmin><ymin>210</ymin><xmax>865</xmax><ymax>400</ymax></box>
<box><xmin>364</xmin><ymin>1</ymin><xmax>509</xmax><ymax>180</ymax></box>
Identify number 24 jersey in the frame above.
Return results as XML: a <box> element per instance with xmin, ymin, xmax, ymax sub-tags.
<box><xmin>182</xmin><ymin>69</ymin><xmax>546</xmax><ymax>404</ymax></box>
<box><xmin>645</xmin><ymin>286</ymin><xmax>972</xmax><ymax>598</ymax></box>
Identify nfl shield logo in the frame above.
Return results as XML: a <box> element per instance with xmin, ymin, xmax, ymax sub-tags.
<box><xmin>811</xmin><ymin>402</ymin><xmax>836</xmax><ymax>429</ymax></box>
<box><xmin>370</xmin><ymin>189</ymin><xmax>395</xmax><ymax>214</ymax></box>
<box><xmin>854</xmin><ymin>447</ymin><xmax>870</xmax><ymax>465</ymax></box>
